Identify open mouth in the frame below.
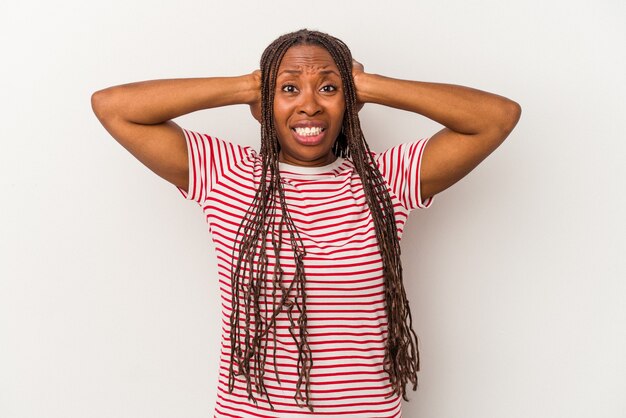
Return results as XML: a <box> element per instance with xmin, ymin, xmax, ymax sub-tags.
<box><xmin>291</xmin><ymin>126</ymin><xmax>326</xmax><ymax>145</ymax></box>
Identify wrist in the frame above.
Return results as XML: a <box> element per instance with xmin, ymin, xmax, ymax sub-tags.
<box><xmin>241</xmin><ymin>72</ymin><xmax>261</xmax><ymax>105</ymax></box>
<box><xmin>354</xmin><ymin>72</ymin><xmax>382</xmax><ymax>104</ymax></box>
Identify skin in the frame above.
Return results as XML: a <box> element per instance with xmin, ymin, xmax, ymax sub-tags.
<box><xmin>91</xmin><ymin>43</ymin><xmax>521</xmax><ymax>203</ymax></box>
<box><xmin>272</xmin><ymin>45</ymin><xmax>345</xmax><ymax>167</ymax></box>
<box><xmin>351</xmin><ymin>65</ymin><xmax>521</xmax><ymax>201</ymax></box>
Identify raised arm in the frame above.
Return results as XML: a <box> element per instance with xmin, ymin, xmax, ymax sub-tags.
<box><xmin>353</xmin><ymin>63</ymin><xmax>521</xmax><ymax>201</ymax></box>
<box><xmin>91</xmin><ymin>73</ymin><xmax>261</xmax><ymax>193</ymax></box>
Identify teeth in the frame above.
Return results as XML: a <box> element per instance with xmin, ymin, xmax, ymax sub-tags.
<box><xmin>295</xmin><ymin>126</ymin><xmax>323</xmax><ymax>136</ymax></box>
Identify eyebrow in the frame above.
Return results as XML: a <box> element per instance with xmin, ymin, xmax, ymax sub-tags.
<box><xmin>278</xmin><ymin>69</ymin><xmax>340</xmax><ymax>77</ymax></box>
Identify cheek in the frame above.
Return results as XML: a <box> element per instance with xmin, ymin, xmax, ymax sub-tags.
<box><xmin>334</xmin><ymin>98</ymin><xmax>346</xmax><ymax>123</ymax></box>
<box><xmin>272</xmin><ymin>98</ymin><xmax>291</xmax><ymax>122</ymax></box>
<box><xmin>334</xmin><ymin>107</ymin><xmax>346</xmax><ymax>131</ymax></box>
<box><xmin>272</xmin><ymin>104</ymin><xmax>290</xmax><ymax>138</ymax></box>
<box><xmin>271</xmin><ymin>113</ymin><xmax>290</xmax><ymax>145</ymax></box>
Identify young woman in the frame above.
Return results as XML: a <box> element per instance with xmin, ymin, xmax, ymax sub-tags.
<box><xmin>92</xmin><ymin>29</ymin><xmax>521</xmax><ymax>418</ymax></box>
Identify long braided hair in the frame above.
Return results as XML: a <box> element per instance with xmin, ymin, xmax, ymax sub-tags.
<box><xmin>227</xmin><ymin>29</ymin><xmax>420</xmax><ymax>411</ymax></box>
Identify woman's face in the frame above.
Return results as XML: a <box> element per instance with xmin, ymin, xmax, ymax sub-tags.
<box><xmin>273</xmin><ymin>44</ymin><xmax>346</xmax><ymax>167</ymax></box>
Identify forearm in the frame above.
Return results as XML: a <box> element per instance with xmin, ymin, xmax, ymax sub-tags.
<box><xmin>356</xmin><ymin>73</ymin><xmax>519</xmax><ymax>135</ymax></box>
<box><xmin>92</xmin><ymin>75</ymin><xmax>258</xmax><ymax>125</ymax></box>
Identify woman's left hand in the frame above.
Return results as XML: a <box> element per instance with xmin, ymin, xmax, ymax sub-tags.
<box><xmin>352</xmin><ymin>59</ymin><xmax>366</xmax><ymax>112</ymax></box>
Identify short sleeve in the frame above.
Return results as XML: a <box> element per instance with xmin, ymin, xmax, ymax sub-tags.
<box><xmin>375</xmin><ymin>138</ymin><xmax>434</xmax><ymax>211</ymax></box>
<box><xmin>175</xmin><ymin>128</ymin><xmax>248</xmax><ymax>204</ymax></box>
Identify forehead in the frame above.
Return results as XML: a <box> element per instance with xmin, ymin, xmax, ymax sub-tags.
<box><xmin>277</xmin><ymin>44</ymin><xmax>339</xmax><ymax>74</ymax></box>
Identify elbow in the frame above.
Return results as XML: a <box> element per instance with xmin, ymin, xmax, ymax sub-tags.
<box><xmin>91</xmin><ymin>87</ymin><xmax>119</xmax><ymax>123</ymax></box>
<box><xmin>499</xmin><ymin>100</ymin><xmax>522</xmax><ymax>133</ymax></box>
<box><xmin>483</xmin><ymin>100</ymin><xmax>521</xmax><ymax>148</ymax></box>
<box><xmin>91</xmin><ymin>89</ymin><xmax>108</xmax><ymax>121</ymax></box>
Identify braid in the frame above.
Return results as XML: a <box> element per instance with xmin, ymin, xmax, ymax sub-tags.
<box><xmin>228</xmin><ymin>29</ymin><xmax>420</xmax><ymax>412</ymax></box>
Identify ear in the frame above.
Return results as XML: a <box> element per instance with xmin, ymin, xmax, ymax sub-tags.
<box><xmin>249</xmin><ymin>103</ymin><xmax>261</xmax><ymax>124</ymax></box>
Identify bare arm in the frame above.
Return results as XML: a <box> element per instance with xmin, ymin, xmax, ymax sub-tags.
<box><xmin>353</xmin><ymin>65</ymin><xmax>521</xmax><ymax>201</ymax></box>
<box><xmin>91</xmin><ymin>74</ymin><xmax>260</xmax><ymax>192</ymax></box>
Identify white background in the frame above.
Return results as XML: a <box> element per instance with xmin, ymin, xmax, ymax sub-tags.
<box><xmin>1</xmin><ymin>1</ymin><xmax>625</xmax><ymax>417</ymax></box>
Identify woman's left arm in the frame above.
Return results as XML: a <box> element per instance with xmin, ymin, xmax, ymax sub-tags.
<box><xmin>353</xmin><ymin>64</ymin><xmax>522</xmax><ymax>201</ymax></box>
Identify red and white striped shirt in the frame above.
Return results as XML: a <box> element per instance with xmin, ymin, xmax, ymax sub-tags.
<box><xmin>176</xmin><ymin>128</ymin><xmax>433</xmax><ymax>417</ymax></box>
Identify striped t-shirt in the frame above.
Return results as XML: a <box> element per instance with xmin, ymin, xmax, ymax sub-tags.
<box><xmin>176</xmin><ymin>128</ymin><xmax>433</xmax><ymax>418</ymax></box>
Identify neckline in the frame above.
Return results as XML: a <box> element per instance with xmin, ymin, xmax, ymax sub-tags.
<box><xmin>278</xmin><ymin>157</ymin><xmax>345</xmax><ymax>175</ymax></box>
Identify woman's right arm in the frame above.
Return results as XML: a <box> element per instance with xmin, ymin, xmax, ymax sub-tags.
<box><xmin>91</xmin><ymin>73</ymin><xmax>260</xmax><ymax>193</ymax></box>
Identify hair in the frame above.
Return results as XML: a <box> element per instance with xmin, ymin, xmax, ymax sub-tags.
<box><xmin>227</xmin><ymin>29</ymin><xmax>420</xmax><ymax>412</ymax></box>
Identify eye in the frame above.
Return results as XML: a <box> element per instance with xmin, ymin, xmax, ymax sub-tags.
<box><xmin>281</xmin><ymin>84</ymin><xmax>298</xmax><ymax>93</ymax></box>
<box><xmin>320</xmin><ymin>84</ymin><xmax>337</xmax><ymax>93</ymax></box>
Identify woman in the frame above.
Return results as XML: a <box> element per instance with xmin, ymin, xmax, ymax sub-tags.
<box><xmin>92</xmin><ymin>29</ymin><xmax>521</xmax><ymax>417</ymax></box>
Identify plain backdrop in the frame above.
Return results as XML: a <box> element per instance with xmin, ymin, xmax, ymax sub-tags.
<box><xmin>1</xmin><ymin>1</ymin><xmax>624</xmax><ymax>417</ymax></box>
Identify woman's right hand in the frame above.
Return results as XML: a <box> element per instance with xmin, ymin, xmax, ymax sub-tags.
<box><xmin>248</xmin><ymin>70</ymin><xmax>262</xmax><ymax>123</ymax></box>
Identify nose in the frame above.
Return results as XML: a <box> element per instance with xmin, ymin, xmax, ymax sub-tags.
<box><xmin>297</xmin><ymin>88</ymin><xmax>322</xmax><ymax>116</ymax></box>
